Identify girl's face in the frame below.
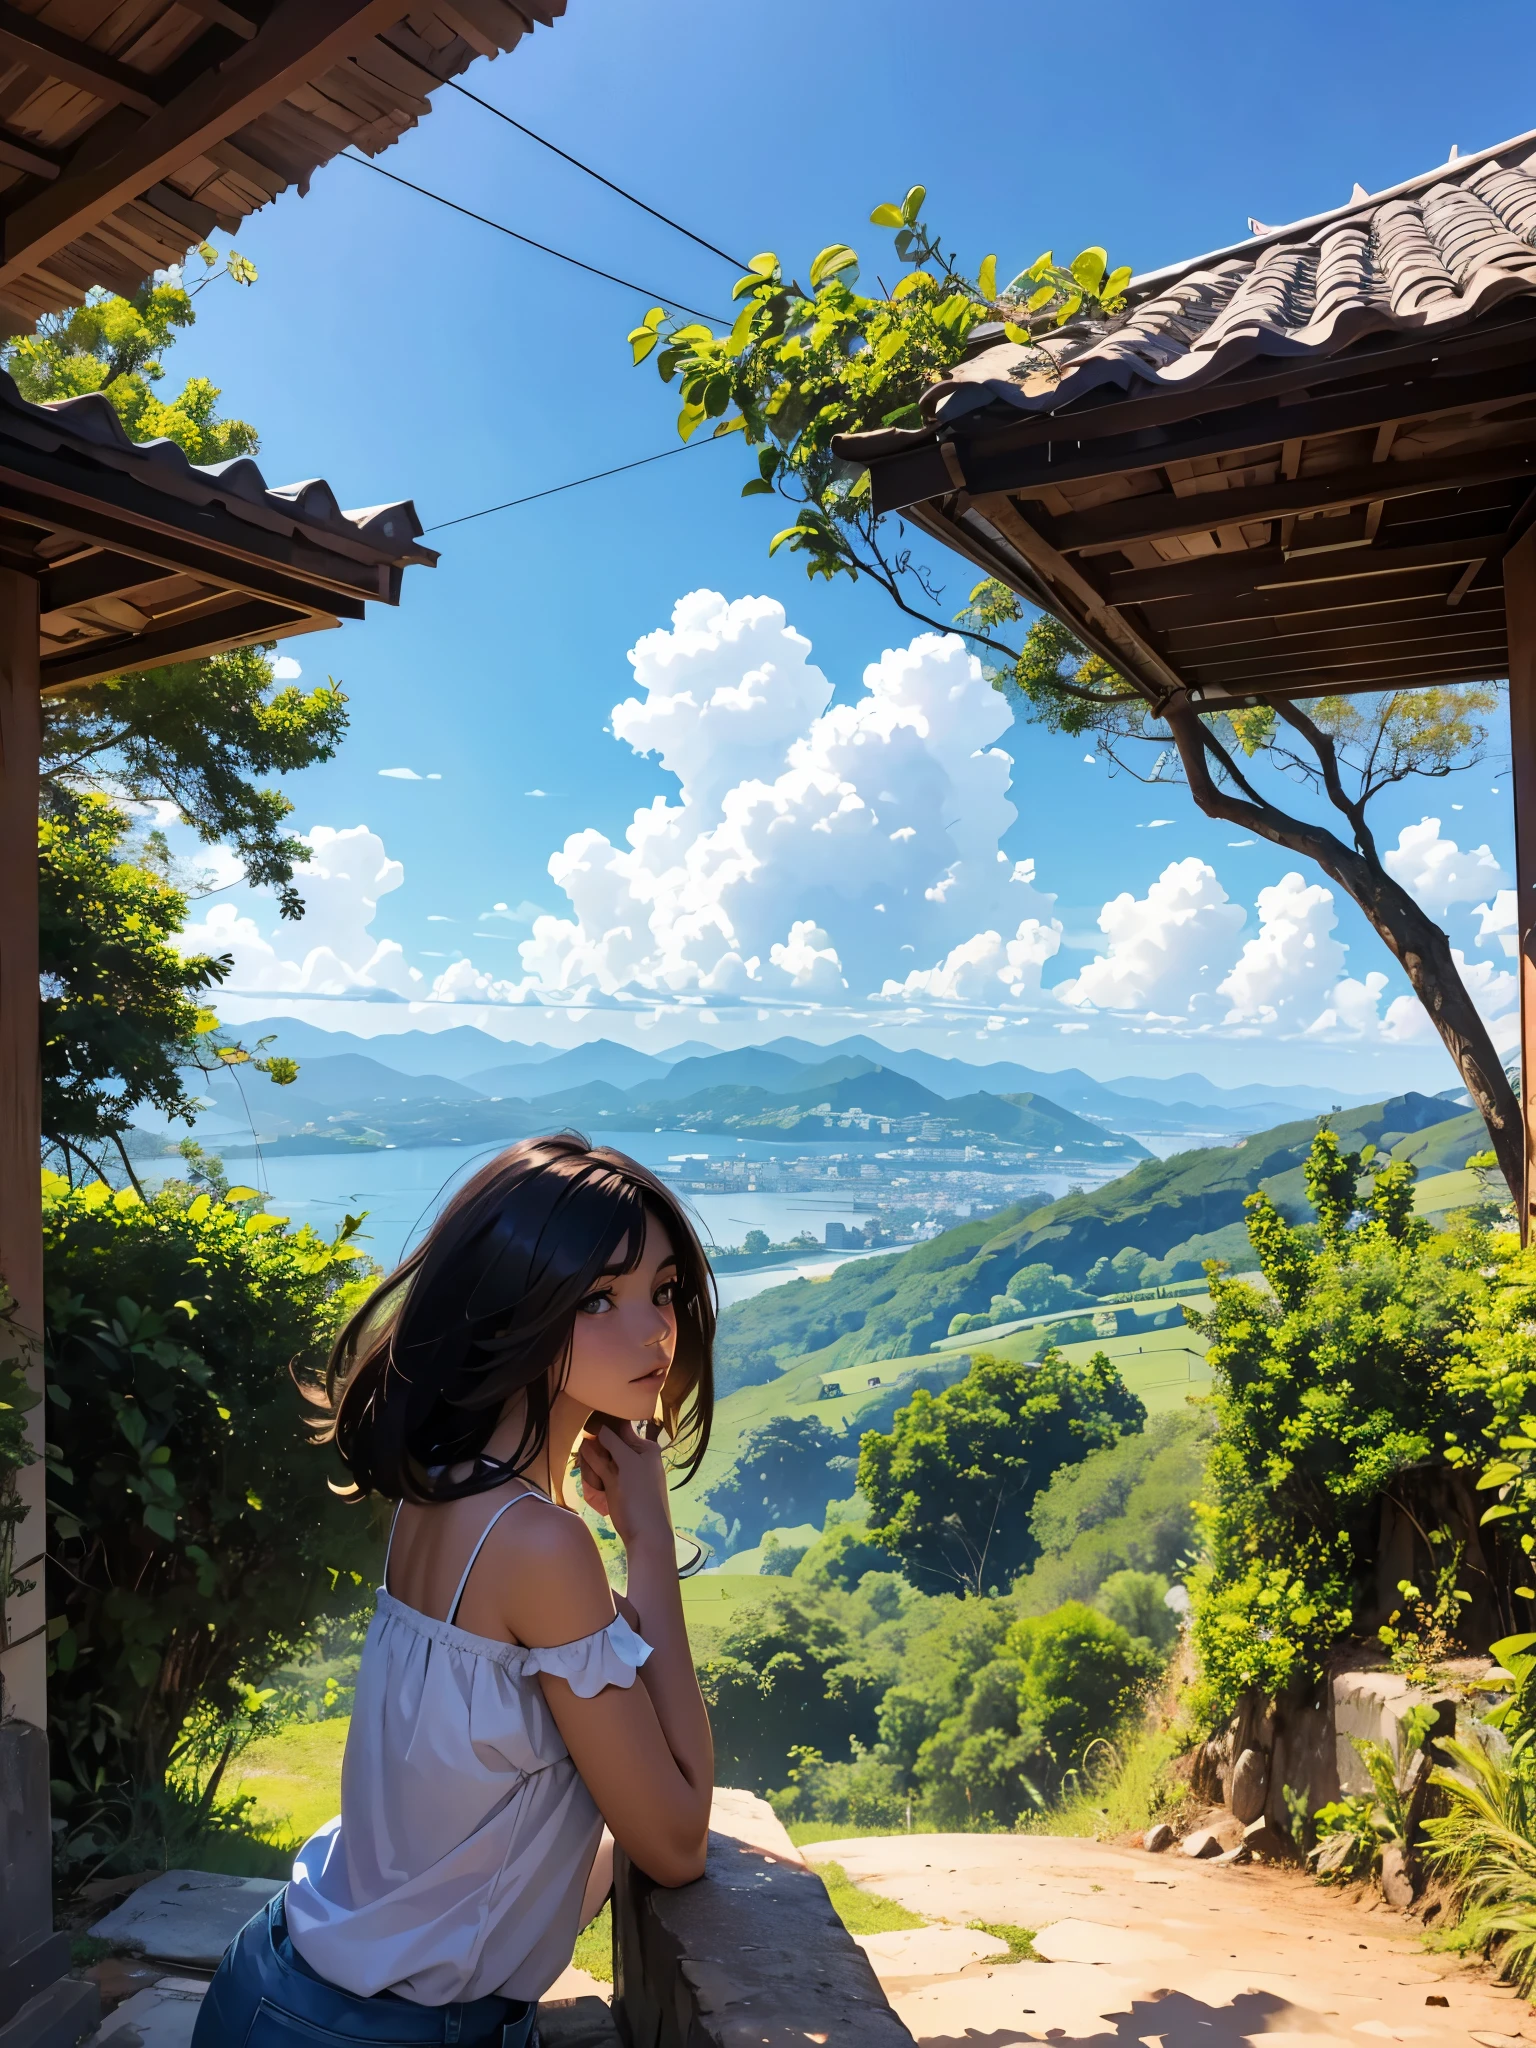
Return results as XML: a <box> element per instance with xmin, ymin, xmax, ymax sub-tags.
<box><xmin>563</xmin><ymin>1209</ymin><xmax>679</xmax><ymax>1423</ymax></box>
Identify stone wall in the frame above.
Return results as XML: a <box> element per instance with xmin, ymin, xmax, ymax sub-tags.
<box><xmin>611</xmin><ymin>1788</ymin><xmax>914</xmax><ymax>2048</ymax></box>
<box><xmin>1192</xmin><ymin>1660</ymin><xmax>1458</xmax><ymax>1862</ymax></box>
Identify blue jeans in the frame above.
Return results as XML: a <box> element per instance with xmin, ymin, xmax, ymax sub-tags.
<box><xmin>190</xmin><ymin>1892</ymin><xmax>538</xmax><ymax>2047</ymax></box>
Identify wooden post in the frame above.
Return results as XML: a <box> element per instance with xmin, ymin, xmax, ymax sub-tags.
<box><xmin>1507</xmin><ymin>529</ymin><xmax>1536</xmax><ymax>1245</ymax></box>
<box><xmin>0</xmin><ymin>571</ymin><xmax>93</xmax><ymax>2043</ymax></box>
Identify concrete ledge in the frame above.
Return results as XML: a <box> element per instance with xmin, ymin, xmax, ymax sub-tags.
<box><xmin>612</xmin><ymin>1788</ymin><xmax>915</xmax><ymax>2048</ymax></box>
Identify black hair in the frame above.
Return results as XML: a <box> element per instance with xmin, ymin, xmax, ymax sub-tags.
<box><xmin>313</xmin><ymin>1131</ymin><xmax>715</xmax><ymax>1504</ymax></box>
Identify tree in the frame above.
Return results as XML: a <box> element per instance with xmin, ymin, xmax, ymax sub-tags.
<box><xmin>19</xmin><ymin>262</ymin><xmax>349</xmax><ymax>1179</ymax></box>
<box><xmin>42</xmin><ymin>1171</ymin><xmax>376</xmax><ymax>1871</ymax></box>
<box><xmin>39</xmin><ymin>799</ymin><xmax>235</xmax><ymax>1187</ymax></box>
<box><xmin>913</xmin><ymin>1603</ymin><xmax>1160</xmax><ymax>1823</ymax></box>
<box><xmin>857</xmin><ymin>1348</ymin><xmax>1145</xmax><ymax>1594</ymax></box>
<box><xmin>703</xmin><ymin>1414</ymin><xmax>850</xmax><ymax>1551</ymax></box>
<box><xmin>1188</xmin><ymin>1129</ymin><xmax>1502</xmax><ymax>1722</ymax></box>
<box><xmin>629</xmin><ymin>192</ymin><xmax>1521</xmax><ymax>1200</ymax></box>
<box><xmin>742</xmin><ymin>1229</ymin><xmax>771</xmax><ymax>1255</ymax></box>
<box><xmin>696</xmin><ymin>1589</ymin><xmax>884</xmax><ymax>1793</ymax></box>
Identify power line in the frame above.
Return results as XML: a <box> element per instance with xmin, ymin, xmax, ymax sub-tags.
<box><xmin>425</xmin><ymin>434</ymin><xmax>728</xmax><ymax>532</ymax></box>
<box><xmin>442</xmin><ymin>78</ymin><xmax>750</xmax><ymax>272</ymax></box>
<box><xmin>339</xmin><ymin>152</ymin><xmax>726</xmax><ymax>322</ymax></box>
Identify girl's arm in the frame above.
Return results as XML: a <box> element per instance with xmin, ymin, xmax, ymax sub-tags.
<box><xmin>490</xmin><ymin>1432</ymin><xmax>712</xmax><ymax>1888</ymax></box>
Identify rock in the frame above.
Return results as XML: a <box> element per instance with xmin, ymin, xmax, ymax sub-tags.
<box><xmin>1380</xmin><ymin>1841</ymin><xmax>1415</xmax><ymax>1909</ymax></box>
<box><xmin>1242</xmin><ymin>1817</ymin><xmax>1289</xmax><ymax>1862</ymax></box>
<box><xmin>1181</xmin><ymin>1829</ymin><xmax>1223</xmax><ymax>1859</ymax></box>
<box><xmin>1215</xmin><ymin>1845</ymin><xmax>1252</xmax><ymax>1866</ymax></box>
<box><xmin>88</xmin><ymin>1870</ymin><xmax>283</xmax><ymax>1968</ymax></box>
<box><xmin>1143</xmin><ymin>1822</ymin><xmax>1174</xmax><ymax>1854</ymax></box>
<box><xmin>1230</xmin><ymin>1747</ymin><xmax>1269</xmax><ymax>1824</ymax></box>
<box><xmin>1425</xmin><ymin>1995</ymin><xmax>1449</xmax><ymax>2008</ymax></box>
<box><xmin>1310</xmin><ymin>1833</ymin><xmax>1357</xmax><ymax>1879</ymax></box>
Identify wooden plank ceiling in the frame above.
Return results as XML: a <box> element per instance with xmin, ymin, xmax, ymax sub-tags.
<box><xmin>0</xmin><ymin>0</ymin><xmax>565</xmax><ymax>332</ymax></box>
<box><xmin>836</xmin><ymin>134</ymin><xmax>1536</xmax><ymax>707</ymax></box>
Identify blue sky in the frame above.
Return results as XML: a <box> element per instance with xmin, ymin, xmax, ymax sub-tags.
<box><xmin>163</xmin><ymin>0</ymin><xmax>1534</xmax><ymax>1089</ymax></box>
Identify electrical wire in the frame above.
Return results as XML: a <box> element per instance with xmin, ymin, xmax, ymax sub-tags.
<box><xmin>425</xmin><ymin>434</ymin><xmax>727</xmax><ymax>532</ymax></box>
<box><xmin>339</xmin><ymin>151</ymin><xmax>726</xmax><ymax>321</ymax></box>
<box><xmin>442</xmin><ymin>78</ymin><xmax>750</xmax><ymax>272</ymax></box>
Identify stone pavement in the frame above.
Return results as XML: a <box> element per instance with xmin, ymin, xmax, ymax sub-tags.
<box><xmin>804</xmin><ymin>1833</ymin><xmax>1533</xmax><ymax>2048</ymax></box>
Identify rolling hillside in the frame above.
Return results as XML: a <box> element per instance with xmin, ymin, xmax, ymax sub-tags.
<box><xmin>712</xmin><ymin>1090</ymin><xmax>1475</xmax><ymax>1380</ymax></box>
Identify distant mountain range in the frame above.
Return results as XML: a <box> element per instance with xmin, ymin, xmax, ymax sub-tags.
<box><xmin>226</xmin><ymin>1018</ymin><xmax>1377</xmax><ymax>1137</ymax></box>
<box><xmin>166</xmin><ymin>1037</ymin><xmax>1154</xmax><ymax>1165</ymax></box>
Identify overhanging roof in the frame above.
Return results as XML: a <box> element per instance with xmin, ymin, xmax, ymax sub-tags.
<box><xmin>0</xmin><ymin>0</ymin><xmax>566</xmax><ymax>332</ymax></box>
<box><xmin>0</xmin><ymin>366</ymin><xmax>434</xmax><ymax>687</ymax></box>
<box><xmin>835</xmin><ymin>130</ymin><xmax>1536</xmax><ymax>708</ymax></box>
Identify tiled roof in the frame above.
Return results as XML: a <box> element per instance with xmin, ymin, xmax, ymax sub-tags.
<box><xmin>1</xmin><ymin>370</ymin><xmax>434</xmax><ymax>568</ymax></box>
<box><xmin>923</xmin><ymin>128</ymin><xmax>1536</xmax><ymax>430</ymax></box>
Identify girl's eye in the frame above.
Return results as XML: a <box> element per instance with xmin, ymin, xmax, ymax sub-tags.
<box><xmin>655</xmin><ymin>1280</ymin><xmax>678</xmax><ymax>1307</ymax></box>
<box><xmin>578</xmin><ymin>1291</ymin><xmax>614</xmax><ymax>1316</ymax></box>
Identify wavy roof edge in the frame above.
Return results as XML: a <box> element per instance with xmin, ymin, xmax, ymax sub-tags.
<box><xmin>835</xmin><ymin>124</ymin><xmax>1536</xmax><ymax>460</ymax></box>
<box><xmin>0</xmin><ymin>371</ymin><xmax>436</xmax><ymax>565</ymax></box>
<box><xmin>1130</xmin><ymin>125</ymin><xmax>1536</xmax><ymax>292</ymax></box>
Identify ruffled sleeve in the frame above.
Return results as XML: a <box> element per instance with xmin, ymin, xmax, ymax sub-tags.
<box><xmin>523</xmin><ymin>1612</ymin><xmax>652</xmax><ymax>1698</ymax></box>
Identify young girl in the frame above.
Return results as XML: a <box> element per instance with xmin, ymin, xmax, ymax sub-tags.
<box><xmin>194</xmin><ymin>1133</ymin><xmax>717</xmax><ymax>2047</ymax></box>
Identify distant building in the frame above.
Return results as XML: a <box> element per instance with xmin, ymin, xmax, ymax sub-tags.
<box><xmin>825</xmin><ymin>1220</ymin><xmax>852</xmax><ymax>1247</ymax></box>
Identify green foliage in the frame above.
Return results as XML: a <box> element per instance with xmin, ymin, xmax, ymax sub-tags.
<box><xmin>42</xmin><ymin>1172</ymin><xmax>378</xmax><ymax>1873</ymax></box>
<box><xmin>697</xmin><ymin>1587</ymin><xmax>887</xmax><ymax>1792</ymax></box>
<box><xmin>1442</xmin><ymin>1234</ymin><xmax>1536</xmax><ymax>1596</ymax></box>
<box><xmin>704</xmin><ymin>1414</ymin><xmax>855</xmax><ymax>1552</ymax></box>
<box><xmin>1095</xmin><ymin>1568</ymin><xmax>1179</xmax><ymax>1650</ymax></box>
<box><xmin>1017</xmin><ymin>1407</ymin><xmax>1212</xmax><ymax>1615</ymax></box>
<box><xmin>1422</xmin><ymin>1731</ymin><xmax>1536</xmax><ymax>1989</ymax></box>
<box><xmin>44</xmin><ymin>645</ymin><xmax>349</xmax><ymax>918</ymax></box>
<box><xmin>1310</xmin><ymin>1710</ymin><xmax>1438</xmax><ymax>1881</ymax></box>
<box><xmin>858</xmin><ymin>1348</ymin><xmax>1145</xmax><ymax>1594</ymax></box>
<box><xmin>5</xmin><ymin>251</ymin><xmax>258</xmax><ymax>461</ymax></box>
<box><xmin>629</xmin><ymin>186</ymin><xmax>1127</xmax><ymax>605</ymax></box>
<box><xmin>815</xmin><ymin>1857</ymin><xmax>925</xmax><ymax>1932</ymax></box>
<box><xmin>915</xmin><ymin>1604</ymin><xmax>1161</xmax><ymax>1825</ymax></box>
<box><xmin>772</xmin><ymin>1748</ymin><xmax>909</xmax><ymax>1834</ymax></box>
<box><xmin>1189</xmin><ymin>1129</ymin><xmax>1492</xmax><ymax>1723</ymax></box>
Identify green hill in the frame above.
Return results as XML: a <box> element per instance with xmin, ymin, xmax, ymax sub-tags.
<box><xmin>713</xmin><ymin>1090</ymin><xmax>1469</xmax><ymax>1381</ymax></box>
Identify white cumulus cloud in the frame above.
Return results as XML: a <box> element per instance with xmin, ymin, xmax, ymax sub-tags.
<box><xmin>1474</xmin><ymin>889</ymin><xmax>1517</xmax><ymax>958</ymax></box>
<box><xmin>177</xmin><ymin>825</ymin><xmax>422</xmax><ymax>999</ymax></box>
<box><xmin>1219</xmin><ymin>873</ymin><xmax>1348</xmax><ymax>1028</ymax></box>
<box><xmin>503</xmin><ymin>589</ymin><xmax>1059</xmax><ymax>1012</ymax></box>
<box><xmin>1384</xmin><ymin>817</ymin><xmax>1508</xmax><ymax>914</ymax></box>
<box><xmin>1057</xmin><ymin>857</ymin><xmax>1245</xmax><ymax>1014</ymax></box>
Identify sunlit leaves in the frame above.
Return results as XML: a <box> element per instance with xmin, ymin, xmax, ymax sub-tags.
<box><xmin>977</xmin><ymin>253</ymin><xmax>997</xmax><ymax>301</ymax></box>
<box><xmin>809</xmin><ymin>243</ymin><xmax>858</xmax><ymax>289</ymax></box>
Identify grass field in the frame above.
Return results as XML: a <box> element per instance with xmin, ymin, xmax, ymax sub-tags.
<box><xmin>227</xmin><ymin>1717</ymin><xmax>347</xmax><ymax>1848</ymax></box>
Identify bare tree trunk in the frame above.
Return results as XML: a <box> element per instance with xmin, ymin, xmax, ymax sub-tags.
<box><xmin>1162</xmin><ymin>694</ymin><xmax>1522</xmax><ymax>1202</ymax></box>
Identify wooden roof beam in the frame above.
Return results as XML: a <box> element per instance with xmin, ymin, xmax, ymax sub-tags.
<box><xmin>0</xmin><ymin>0</ymin><xmax>403</xmax><ymax>286</ymax></box>
<box><xmin>1108</xmin><ymin>534</ymin><xmax>1506</xmax><ymax>607</ymax></box>
<box><xmin>0</xmin><ymin>4</ymin><xmax>163</xmax><ymax>117</ymax></box>
<box><xmin>1045</xmin><ymin>445</ymin><xmax>1536</xmax><ymax>555</ymax></box>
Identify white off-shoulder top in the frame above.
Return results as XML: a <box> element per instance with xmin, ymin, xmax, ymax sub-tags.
<box><xmin>283</xmin><ymin>1489</ymin><xmax>651</xmax><ymax>2006</ymax></box>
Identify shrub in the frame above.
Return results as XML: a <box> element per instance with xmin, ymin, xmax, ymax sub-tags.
<box><xmin>42</xmin><ymin>1173</ymin><xmax>378</xmax><ymax>1871</ymax></box>
<box><xmin>915</xmin><ymin>1603</ymin><xmax>1161</xmax><ymax>1825</ymax></box>
<box><xmin>859</xmin><ymin>1348</ymin><xmax>1144</xmax><ymax>1595</ymax></box>
<box><xmin>1094</xmin><ymin>1569</ymin><xmax>1179</xmax><ymax>1650</ymax></box>
<box><xmin>697</xmin><ymin>1589</ymin><xmax>885</xmax><ymax>1793</ymax></box>
<box><xmin>1188</xmin><ymin>1131</ymin><xmax>1496</xmax><ymax>1724</ymax></box>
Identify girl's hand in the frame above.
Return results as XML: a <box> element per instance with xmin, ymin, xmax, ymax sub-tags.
<box><xmin>577</xmin><ymin>1420</ymin><xmax>673</xmax><ymax>1552</ymax></box>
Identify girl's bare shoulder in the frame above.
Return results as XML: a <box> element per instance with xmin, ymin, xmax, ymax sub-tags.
<box><xmin>482</xmin><ymin>1490</ymin><xmax>616</xmax><ymax>1647</ymax></box>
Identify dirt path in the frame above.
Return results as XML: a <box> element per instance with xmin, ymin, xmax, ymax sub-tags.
<box><xmin>803</xmin><ymin>1833</ymin><xmax>1532</xmax><ymax>2048</ymax></box>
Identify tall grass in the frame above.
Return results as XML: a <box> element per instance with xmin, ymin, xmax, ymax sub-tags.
<box><xmin>1421</xmin><ymin>1734</ymin><xmax>1536</xmax><ymax>1991</ymax></box>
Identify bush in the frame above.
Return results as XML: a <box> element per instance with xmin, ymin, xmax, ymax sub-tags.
<box><xmin>859</xmin><ymin>1348</ymin><xmax>1144</xmax><ymax>1595</ymax></box>
<box><xmin>43</xmin><ymin>1174</ymin><xmax>378</xmax><ymax>1872</ymax></box>
<box><xmin>697</xmin><ymin>1589</ymin><xmax>886</xmax><ymax>1793</ymax></box>
<box><xmin>915</xmin><ymin>1604</ymin><xmax>1161</xmax><ymax>1825</ymax></box>
<box><xmin>1189</xmin><ymin>1130</ymin><xmax>1501</xmax><ymax>1724</ymax></box>
<box><xmin>769</xmin><ymin>1741</ymin><xmax>907</xmax><ymax>1830</ymax></box>
<box><xmin>703</xmin><ymin>1415</ymin><xmax>847</xmax><ymax>1551</ymax></box>
<box><xmin>1095</xmin><ymin>1569</ymin><xmax>1179</xmax><ymax>1650</ymax></box>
